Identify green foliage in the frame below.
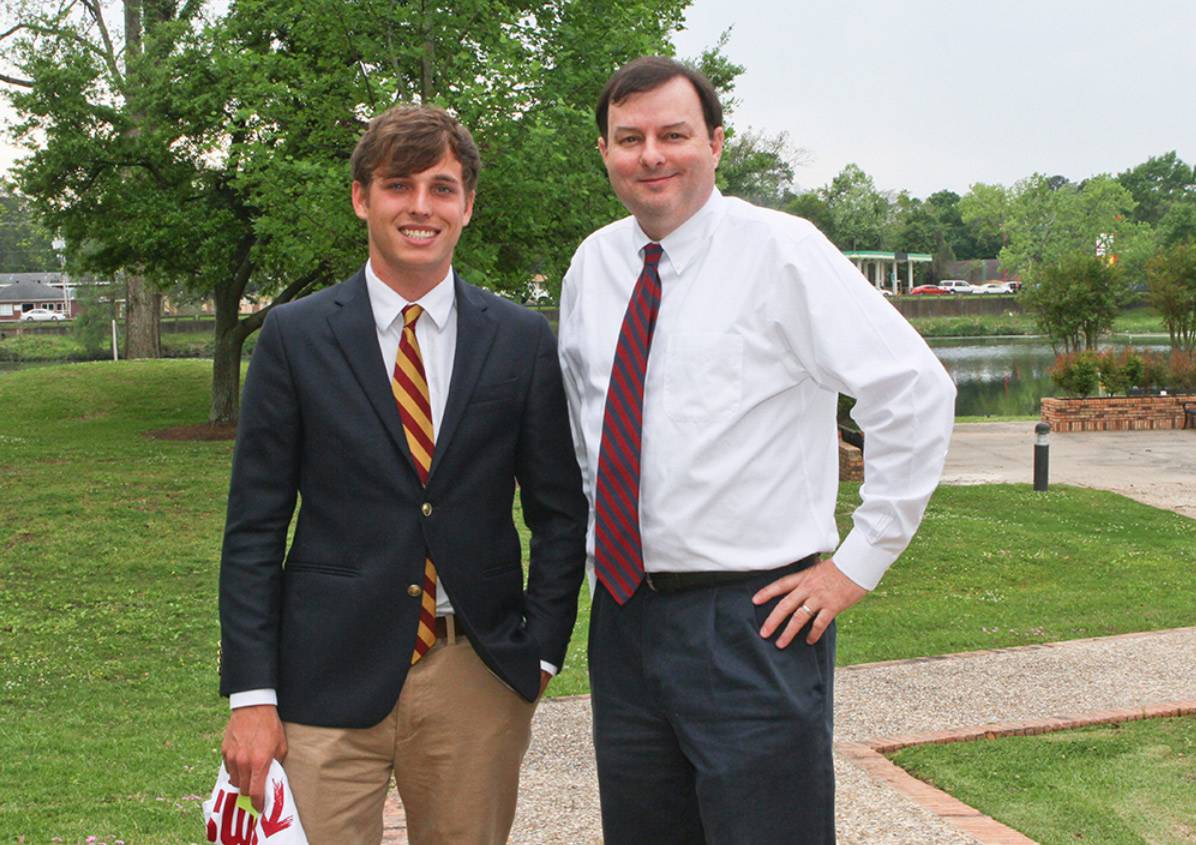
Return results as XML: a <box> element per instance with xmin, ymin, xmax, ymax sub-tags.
<box><xmin>892</xmin><ymin>717</ymin><xmax>1196</xmax><ymax>845</ymax></box>
<box><xmin>998</xmin><ymin>174</ymin><xmax>1149</xmax><ymax>281</ymax></box>
<box><xmin>0</xmin><ymin>191</ymin><xmax>58</xmax><ymax>272</ymax></box>
<box><xmin>1116</xmin><ymin>150</ymin><xmax>1196</xmax><ymax>227</ymax></box>
<box><xmin>1049</xmin><ymin>351</ymin><xmax>1101</xmax><ymax>397</ymax></box>
<box><xmin>1145</xmin><ymin>242</ymin><xmax>1196</xmax><ymax>352</ymax></box>
<box><xmin>717</xmin><ymin>129</ymin><xmax>799</xmax><ymax>209</ymax></box>
<box><xmin>819</xmin><ymin>163</ymin><xmax>892</xmax><ymax>250</ymax></box>
<box><xmin>958</xmin><ymin>182</ymin><xmax>1010</xmax><ymax>258</ymax></box>
<box><xmin>1021</xmin><ymin>252</ymin><xmax>1131</xmax><ymax>351</ymax></box>
<box><xmin>1048</xmin><ymin>347</ymin><xmax>1193</xmax><ymax>396</ymax></box>
<box><xmin>71</xmin><ymin>283</ymin><xmax>116</xmax><ymax>356</ymax></box>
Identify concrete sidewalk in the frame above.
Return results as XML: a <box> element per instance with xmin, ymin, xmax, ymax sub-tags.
<box><xmin>381</xmin><ymin>423</ymin><xmax>1196</xmax><ymax>844</ymax></box>
<box><xmin>942</xmin><ymin>422</ymin><xmax>1196</xmax><ymax>519</ymax></box>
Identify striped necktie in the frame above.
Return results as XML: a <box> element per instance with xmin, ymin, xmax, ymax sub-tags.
<box><xmin>392</xmin><ymin>304</ymin><xmax>438</xmax><ymax>664</ymax></box>
<box><xmin>592</xmin><ymin>242</ymin><xmax>664</xmax><ymax>604</ymax></box>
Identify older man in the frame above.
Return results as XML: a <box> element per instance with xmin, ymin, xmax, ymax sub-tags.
<box><xmin>558</xmin><ymin>57</ymin><xmax>955</xmax><ymax>844</ymax></box>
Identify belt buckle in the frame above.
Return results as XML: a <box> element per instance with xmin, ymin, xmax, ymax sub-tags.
<box><xmin>644</xmin><ymin>571</ymin><xmax>658</xmax><ymax>592</ymax></box>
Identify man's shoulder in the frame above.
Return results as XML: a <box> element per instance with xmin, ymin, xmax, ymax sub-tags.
<box><xmin>573</xmin><ymin>215</ymin><xmax>637</xmax><ymax>256</ymax></box>
<box><xmin>719</xmin><ymin>196</ymin><xmax>823</xmax><ymax>244</ymax></box>
<box><xmin>267</xmin><ymin>270</ymin><xmax>363</xmax><ymax>325</ymax></box>
<box><xmin>457</xmin><ymin>275</ymin><xmax>548</xmax><ymax>331</ymax></box>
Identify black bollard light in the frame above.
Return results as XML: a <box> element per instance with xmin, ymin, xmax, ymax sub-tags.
<box><xmin>1033</xmin><ymin>422</ymin><xmax>1050</xmax><ymax>492</ymax></box>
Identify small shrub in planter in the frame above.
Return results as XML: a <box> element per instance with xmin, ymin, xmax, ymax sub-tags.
<box><xmin>1168</xmin><ymin>350</ymin><xmax>1196</xmax><ymax>393</ymax></box>
<box><xmin>1141</xmin><ymin>351</ymin><xmax>1170</xmax><ymax>393</ymax></box>
<box><xmin>1050</xmin><ymin>351</ymin><xmax>1101</xmax><ymax>397</ymax></box>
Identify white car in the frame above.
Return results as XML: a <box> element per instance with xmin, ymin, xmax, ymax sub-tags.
<box><xmin>937</xmin><ymin>279</ymin><xmax>977</xmax><ymax>294</ymax></box>
<box><xmin>21</xmin><ymin>307</ymin><xmax>65</xmax><ymax>321</ymax></box>
<box><xmin>975</xmin><ymin>282</ymin><xmax>1014</xmax><ymax>295</ymax></box>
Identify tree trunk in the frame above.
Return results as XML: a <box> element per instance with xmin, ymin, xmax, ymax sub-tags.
<box><xmin>124</xmin><ymin>273</ymin><xmax>161</xmax><ymax>358</ymax></box>
<box><xmin>209</xmin><ymin>279</ymin><xmax>247</xmax><ymax>425</ymax></box>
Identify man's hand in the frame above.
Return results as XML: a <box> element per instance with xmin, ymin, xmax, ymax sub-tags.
<box><xmin>752</xmin><ymin>558</ymin><xmax>868</xmax><ymax>647</ymax></box>
<box><xmin>222</xmin><ymin>704</ymin><xmax>287</xmax><ymax>812</ymax></box>
<box><xmin>538</xmin><ymin>669</ymin><xmax>552</xmax><ymax>699</ymax></box>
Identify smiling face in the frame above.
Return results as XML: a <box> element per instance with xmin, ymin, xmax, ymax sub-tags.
<box><xmin>598</xmin><ymin>75</ymin><xmax>724</xmax><ymax>241</ymax></box>
<box><xmin>351</xmin><ymin>149</ymin><xmax>475</xmax><ymax>299</ymax></box>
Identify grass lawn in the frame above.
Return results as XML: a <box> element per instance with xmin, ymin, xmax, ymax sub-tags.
<box><xmin>2</xmin><ymin>361</ymin><xmax>1194</xmax><ymax>840</ymax></box>
<box><xmin>891</xmin><ymin>716</ymin><xmax>1196</xmax><ymax>845</ymax></box>
<box><xmin>0</xmin><ymin>327</ymin><xmax>256</xmax><ymax>362</ymax></box>
<box><xmin>906</xmin><ymin>306</ymin><xmax>1166</xmax><ymax>339</ymax></box>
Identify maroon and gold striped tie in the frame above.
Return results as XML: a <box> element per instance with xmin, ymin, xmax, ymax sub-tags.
<box><xmin>392</xmin><ymin>304</ymin><xmax>438</xmax><ymax>664</ymax></box>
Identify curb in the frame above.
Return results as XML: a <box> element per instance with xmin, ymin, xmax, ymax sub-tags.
<box><xmin>837</xmin><ymin>699</ymin><xmax>1196</xmax><ymax>845</ymax></box>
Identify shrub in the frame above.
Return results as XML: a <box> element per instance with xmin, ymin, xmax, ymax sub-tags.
<box><xmin>1050</xmin><ymin>351</ymin><xmax>1101</xmax><ymax>397</ymax></box>
<box><xmin>1168</xmin><ymin>350</ymin><xmax>1196</xmax><ymax>393</ymax></box>
<box><xmin>1140</xmin><ymin>351</ymin><xmax>1170</xmax><ymax>392</ymax></box>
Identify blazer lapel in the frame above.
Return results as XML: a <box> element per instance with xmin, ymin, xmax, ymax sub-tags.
<box><xmin>428</xmin><ymin>273</ymin><xmax>496</xmax><ymax>484</ymax></box>
<box><xmin>327</xmin><ymin>269</ymin><xmax>418</xmax><ymax>473</ymax></box>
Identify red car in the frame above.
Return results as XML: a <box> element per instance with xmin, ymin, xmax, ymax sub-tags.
<box><xmin>909</xmin><ymin>285</ymin><xmax>948</xmax><ymax>295</ymax></box>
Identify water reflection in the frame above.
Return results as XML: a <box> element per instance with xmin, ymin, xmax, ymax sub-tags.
<box><xmin>930</xmin><ymin>337</ymin><xmax>1173</xmax><ymax>417</ymax></box>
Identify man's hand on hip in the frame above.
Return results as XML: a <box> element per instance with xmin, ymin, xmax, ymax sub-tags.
<box><xmin>752</xmin><ymin>558</ymin><xmax>868</xmax><ymax>647</ymax></box>
<box><xmin>222</xmin><ymin>704</ymin><xmax>287</xmax><ymax>812</ymax></box>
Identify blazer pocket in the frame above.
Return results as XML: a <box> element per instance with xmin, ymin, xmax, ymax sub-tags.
<box><xmin>469</xmin><ymin>377</ymin><xmax>519</xmax><ymax>405</ymax></box>
<box><xmin>481</xmin><ymin>561</ymin><xmax>522</xmax><ymax>579</ymax></box>
<box><xmin>285</xmin><ymin>560</ymin><xmax>360</xmax><ymax>578</ymax></box>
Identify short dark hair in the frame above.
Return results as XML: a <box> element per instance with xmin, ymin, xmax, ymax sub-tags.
<box><xmin>350</xmin><ymin>105</ymin><xmax>481</xmax><ymax>193</ymax></box>
<box><xmin>596</xmin><ymin>56</ymin><xmax>723</xmax><ymax>141</ymax></box>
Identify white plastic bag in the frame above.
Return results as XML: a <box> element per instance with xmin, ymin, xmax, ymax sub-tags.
<box><xmin>203</xmin><ymin>760</ymin><xmax>309</xmax><ymax>844</ymax></box>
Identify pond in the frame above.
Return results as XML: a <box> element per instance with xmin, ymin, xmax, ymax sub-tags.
<box><xmin>931</xmin><ymin>336</ymin><xmax>1173</xmax><ymax>418</ymax></box>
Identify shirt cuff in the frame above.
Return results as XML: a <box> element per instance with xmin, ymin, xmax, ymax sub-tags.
<box><xmin>230</xmin><ymin>688</ymin><xmax>278</xmax><ymax>709</ymax></box>
<box><xmin>540</xmin><ymin>661</ymin><xmax>558</xmax><ymax>677</ymax></box>
<box><xmin>832</xmin><ymin>528</ymin><xmax>896</xmax><ymax>591</ymax></box>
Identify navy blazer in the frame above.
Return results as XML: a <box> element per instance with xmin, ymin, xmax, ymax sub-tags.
<box><xmin>218</xmin><ymin>269</ymin><xmax>588</xmax><ymax>728</ymax></box>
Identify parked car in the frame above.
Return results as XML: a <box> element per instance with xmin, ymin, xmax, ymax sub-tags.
<box><xmin>909</xmin><ymin>285</ymin><xmax>949</xmax><ymax>295</ymax></box>
<box><xmin>937</xmin><ymin>279</ymin><xmax>977</xmax><ymax>294</ymax></box>
<box><xmin>21</xmin><ymin>307</ymin><xmax>65</xmax><ymax>321</ymax></box>
<box><xmin>975</xmin><ymin>282</ymin><xmax>1014</xmax><ymax>295</ymax></box>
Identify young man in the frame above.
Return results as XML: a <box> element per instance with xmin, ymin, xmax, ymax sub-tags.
<box><xmin>558</xmin><ymin>57</ymin><xmax>956</xmax><ymax>843</ymax></box>
<box><xmin>218</xmin><ymin>105</ymin><xmax>587</xmax><ymax>844</ymax></box>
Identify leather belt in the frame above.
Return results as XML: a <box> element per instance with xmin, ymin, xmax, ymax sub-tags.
<box><xmin>433</xmin><ymin>614</ymin><xmax>457</xmax><ymax>643</ymax></box>
<box><xmin>644</xmin><ymin>555</ymin><xmax>818</xmax><ymax>594</ymax></box>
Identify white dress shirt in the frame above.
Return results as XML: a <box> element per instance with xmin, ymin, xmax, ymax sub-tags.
<box><xmin>558</xmin><ymin>189</ymin><xmax>956</xmax><ymax>593</ymax></box>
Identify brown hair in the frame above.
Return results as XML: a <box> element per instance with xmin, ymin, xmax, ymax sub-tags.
<box><xmin>596</xmin><ymin>56</ymin><xmax>723</xmax><ymax>141</ymax></box>
<box><xmin>350</xmin><ymin>105</ymin><xmax>481</xmax><ymax>193</ymax></box>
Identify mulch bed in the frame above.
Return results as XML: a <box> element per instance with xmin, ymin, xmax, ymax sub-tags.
<box><xmin>145</xmin><ymin>423</ymin><xmax>237</xmax><ymax>441</ymax></box>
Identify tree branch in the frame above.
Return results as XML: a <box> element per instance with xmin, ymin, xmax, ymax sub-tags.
<box><xmin>0</xmin><ymin>72</ymin><xmax>34</xmax><ymax>87</ymax></box>
<box><xmin>79</xmin><ymin>0</ymin><xmax>123</xmax><ymax>87</ymax></box>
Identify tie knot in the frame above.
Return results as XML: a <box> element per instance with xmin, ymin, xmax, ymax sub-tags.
<box><xmin>402</xmin><ymin>303</ymin><xmax>424</xmax><ymax>329</ymax></box>
<box><xmin>642</xmin><ymin>243</ymin><xmax>663</xmax><ymax>266</ymax></box>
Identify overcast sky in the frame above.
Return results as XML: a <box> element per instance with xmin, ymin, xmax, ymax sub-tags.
<box><xmin>4</xmin><ymin>0</ymin><xmax>1194</xmax><ymax>201</ymax></box>
<box><xmin>671</xmin><ymin>0</ymin><xmax>1196</xmax><ymax>197</ymax></box>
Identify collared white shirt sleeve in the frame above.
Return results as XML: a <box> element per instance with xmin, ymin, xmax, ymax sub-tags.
<box><xmin>558</xmin><ymin>190</ymin><xmax>955</xmax><ymax>593</ymax></box>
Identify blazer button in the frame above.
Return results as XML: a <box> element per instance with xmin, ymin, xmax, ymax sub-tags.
<box><xmin>407</xmin><ymin>584</ymin><xmax>422</xmax><ymax>598</ymax></box>
<box><xmin>421</xmin><ymin>502</ymin><xmax>433</xmax><ymax>517</ymax></box>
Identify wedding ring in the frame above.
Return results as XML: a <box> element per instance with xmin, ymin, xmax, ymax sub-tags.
<box><xmin>799</xmin><ymin>604</ymin><xmax>814</xmax><ymax>615</ymax></box>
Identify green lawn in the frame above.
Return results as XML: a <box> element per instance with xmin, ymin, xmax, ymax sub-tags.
<box><xmin>892</xmin><ymin>716</ymin><xmax>1196</xmax><ymax>845</ymax></box>
<box><xmin>2</xmin><ymin>361</ymin><xmax>1194</xmax><ymax>840</ymax></box>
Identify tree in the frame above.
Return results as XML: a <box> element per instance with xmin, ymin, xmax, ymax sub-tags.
<box><xmin>1158</xmin><ymin>197</ymin><xmax>1196</xmax><ymax>248</ymax></box>
<box><xmin>784</xmin><ymin>191</ymin><xmax>834</xmax><ymax>239</ymax></box>
<box><xmin>959</xmin><ymin>182</ymin><xmax>1010</xmax><ymax>259</ymax></box>
<box><xmin>1020</xmin><ymin>252</ymin><xmax>1130</xmax><ymax>352</ymax></box>
<box><xmin>819</xmin><ymin>163</ymin><xmax>892</xmax><ymax>251</ymax></box>
<box><xmin>2</xmin><ymin>0</ymin><xmax>190</xmax><ymax>359</ymax></box>
<box><xmin>0</xmin><ymin>190</ymin><xmax>58</xmax><ymax>272</ymax></box>
<box><xmin>717</xmin><ymin>128</ymin><xmax>802</xmax><ymax>209</ymax></box>
<box><xmin>1116</xmin><ymin>151</ymin><xmax>1196</xmax><ymax>227</ymax></box>
<box><xmin>997</xmin><ymin>173</ymin><xmax>1150</xmax><ymax>281</ymax></box>
<box><xmin>5</xmin><ymin>0</ymin><xmax>695</xmax><ymax>423</ymax></box>
<box><xmin>1145</xmin><ymin>243</ymin><xmax>1196</xmax><ymax>353</ymax></box>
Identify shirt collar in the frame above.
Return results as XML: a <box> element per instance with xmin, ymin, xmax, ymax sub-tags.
<box><xmin>631</xmin><ymin>188</ymin><xmax>725</xmax><ymax>275</ymax></box>
<box><xmin>364</xmin><ymin>261</ymin><xmax>456</xmax><ymax>333</ymax></box>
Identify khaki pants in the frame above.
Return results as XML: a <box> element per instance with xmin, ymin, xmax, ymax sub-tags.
<box><xmin>282</xmin><ymin>636</ymin><xmax>536</xmax><ymax>844</ymax></box>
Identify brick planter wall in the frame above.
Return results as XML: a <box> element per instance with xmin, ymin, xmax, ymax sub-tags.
<box><xmin>839</xmin><ymin>439</ymin><xmax>864</xmax><ymax>480</ymax></box>
<box><xmin>1040</xmin><ymin>395</ymin><xmax>1193</xmax><ymax>432</ymax></box>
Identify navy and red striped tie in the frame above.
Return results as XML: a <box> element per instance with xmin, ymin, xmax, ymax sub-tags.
<box><xmin>593</xmin><ymin>242</ymin><xmax>663</xmax><ymax>604</ymax></box>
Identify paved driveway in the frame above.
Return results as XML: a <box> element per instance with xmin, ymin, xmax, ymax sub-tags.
<box><xmin>943</xmin><ymin>422</ymin><xmax>1196</xmax><ymax>519</ymax></box>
